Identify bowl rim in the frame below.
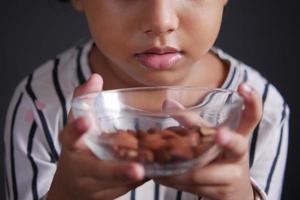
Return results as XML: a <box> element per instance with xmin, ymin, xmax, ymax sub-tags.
<box><xmin>71</xmin><ymin>85</ymin><xmax>243</xmax><ymax>112</ymax></box>
<box><xmin>81</xmin><ymin>85</ymin><xmax>235</xmax><ymax>94</ymax></box>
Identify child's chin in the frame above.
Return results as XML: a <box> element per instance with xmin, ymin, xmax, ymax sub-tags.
<box><xmin>135</xmin><ymin>74</ymin><xmax>186</xmax><ymax>87</ymax></box>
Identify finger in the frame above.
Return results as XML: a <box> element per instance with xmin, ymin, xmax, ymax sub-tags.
<box><xmin>77</xmin><ymin>177</ymin><xmax>144</xmax><ymax>193</ymax></box>
<box><xmin>215</xmin><ymin>127</ymin><xmax>248</xmax><ymax>159</ymax></box>
<box><xmin>82</xmin><ymin>159</ymin><xmax>145</xmax><ymax>182</ymax></box>
<box><xmin>99</xmin><ymin>179</ymin><xmax>144</xmax><ymax>190</ymax></box>
<box><xmin>155</xmin><ymin>163</ymin><xmax>241</xmax><ymax>186</ymax></box>
<box><xmin>73</xmin><ymin>73</ymin><xmax>103</xmax><ymax>98</ymax></box>
<box><xmin>236</xmin><ymin>83</ymin><xmax>262</xmax><ymax>134</ymax></box>
<box><xmin>172</xmin><ymin>182</ymin><xmax>253</xmax><ymax>200</ymax></box>
<box><xmin>162</xmin><ymin>98</ymin><xmax>212</xmax><ymax>127</ymax></box>
<box><xmin>61</xmin><ymin>117</ymin><xmax>90</xmax><ymax>151</ymax></box>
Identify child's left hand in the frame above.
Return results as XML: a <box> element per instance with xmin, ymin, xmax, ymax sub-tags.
<box><xmin>154</xmin><ymin>83</ymin><xmax>262</xmax><ymax>200</ymax></box>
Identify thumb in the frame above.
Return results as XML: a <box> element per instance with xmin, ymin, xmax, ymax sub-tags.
<box><xmin>60</xmin><ymin>74</ymin><xmax>103</xmax><ymax>150</ymax></box>
<box><xmin>236</xmin><ymin>83</ymin><xmax>262</xmax><ymax>135</ymax></box>
<box><xmin>73</xmin><ymin>73</ymin><xmax>103</xmax><ymax>98</ymax></box>
<box><xmin>68</xmin><ymin>73</ymin><xmax>103</xmax><ymax>122</ymax></box>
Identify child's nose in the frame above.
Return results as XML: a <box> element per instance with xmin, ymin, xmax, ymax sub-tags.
<box><xmin>139</xmin><ymin>1</ymin><xmax>179</xmax><ymax>36</ymax></box>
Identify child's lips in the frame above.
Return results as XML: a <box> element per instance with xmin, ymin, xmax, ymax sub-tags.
<box><xmin>135</xmin><ymin>53</ymin><xmax>182</xmax><ymax>70</ymax></box>
<box><xmin>135</xmin><ymin>47</ymin><xmax>183</xmax><ymax>70</ymax></box>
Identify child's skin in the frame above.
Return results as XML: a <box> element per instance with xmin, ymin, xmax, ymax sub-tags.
<box><xmin>48</xmin><ymin>1</ymin><xmax>263</xmax><ymax>200</ymax></box>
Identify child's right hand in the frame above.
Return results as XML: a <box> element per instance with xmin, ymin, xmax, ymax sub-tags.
<box><xmin>47</xmin><ymin>74</ymin><xmax>145</xmax><ymax>200</ymax></box>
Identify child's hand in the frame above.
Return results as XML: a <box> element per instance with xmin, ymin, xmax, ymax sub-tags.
<box><xmin>154</xmin><ymin>83</ymin><xmax>262</xmax><ymax>200</ymax></box>
<box><xmin>47</xmin><ymin>74</ymin><xmax>145</xmax><ymax>200</ymax></box>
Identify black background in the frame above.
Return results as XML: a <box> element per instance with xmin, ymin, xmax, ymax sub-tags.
<box><xmin>0</xmin><ymin>0</ymin><xmax>299</xmax><ymax>199</ymax></box>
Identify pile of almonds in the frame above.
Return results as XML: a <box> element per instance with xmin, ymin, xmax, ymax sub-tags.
<box><xmin>100</xmin><ymin>126</ymin><xmax>216</xmax><ymax>164</ymax></box>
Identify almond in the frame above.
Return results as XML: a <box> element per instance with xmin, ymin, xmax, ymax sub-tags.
<box><xmin>200</xmin><ymin>127</ymin><xmax>216</xmax><ymax>136</ymax></box>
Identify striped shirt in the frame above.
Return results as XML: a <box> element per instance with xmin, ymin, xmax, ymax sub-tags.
<box><xmin>4</xmin><ymin>40</ymin><xmax>289</xmax><ymax>200</ymax></box>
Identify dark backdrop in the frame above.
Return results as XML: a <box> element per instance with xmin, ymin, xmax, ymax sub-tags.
<box><xmin>0</xmin><ymin>0</ymin><xmax>299</xmax><ymax>199</ymax></box>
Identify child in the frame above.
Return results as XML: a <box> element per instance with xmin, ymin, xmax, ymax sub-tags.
<box><xmin>4</xmin><ymin>0</ymin><xmax>289</xmax><ymax>200</ymax></box>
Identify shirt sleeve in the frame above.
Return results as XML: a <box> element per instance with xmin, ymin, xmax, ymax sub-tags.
<box><xmin>4</xmin><ymin>82</ymin><xmax>59</xmax><ymax>200</ymax></box>
<box><xmin>248</xmin><ymin>83</ymin><xmax>290</xmax><ymax>200</ymax></box>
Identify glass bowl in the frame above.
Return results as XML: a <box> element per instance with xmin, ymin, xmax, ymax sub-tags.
<box><xmin>71</xmin><ymin>86</ymin><xmax>244</xmax><ymax>177</ymax></box>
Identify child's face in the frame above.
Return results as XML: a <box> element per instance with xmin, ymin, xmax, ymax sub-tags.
<box><xmin>75</xmin><ymin>0</ymin><xmax>227</xmax><ymax>86</ymax></box>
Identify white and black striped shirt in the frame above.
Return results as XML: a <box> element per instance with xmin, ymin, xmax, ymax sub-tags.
<box><xmin>4</xmin><ymin>40</ymin><xmax>289</xmax><ymax>200</ymax></box>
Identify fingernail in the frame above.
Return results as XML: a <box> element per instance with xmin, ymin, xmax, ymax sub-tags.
<box><xmin>217</xmin><ymin>128</ymin><xmax>231</xmax><ymax>145</ymax></box>
<box><xmin>127</xmin><ymin>164</ymin><xmax>145</xmax><ymax>180</ymax></box>
<box><xmin>84</xmin><ymin>74</ymin><xmax>97</xmax><ymax>85</ymax></box>
<box><xmin>74</xmin><ymin>117</ymin><xmax>89</xmax><ymax>133</ymax></box>
<box><xmin>162</xmin><ymin>99</ymin><xmax>184</xmax><ymax>112</ymax></box>
<box><xmin>241</xmin><ymin>83</ymin><xmax>253</xmax><ymax>98</ymax></box>
<box><xmin>135</xmin><ymin>164</ymin><xmax>145</xmax><ymax>179</ymax></box>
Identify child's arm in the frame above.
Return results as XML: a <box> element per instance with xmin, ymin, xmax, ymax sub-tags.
<box><xmin>154</xmin><ymin>83</ymin><xmax>263</xmax><ymax>200</ymax></box>
<box><xmin>4</xmin><ymin>77</ymin><xmax>59</xmax><ymax>200</ymax></box>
